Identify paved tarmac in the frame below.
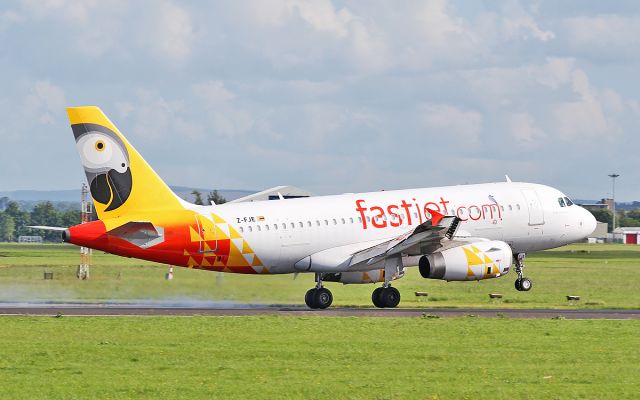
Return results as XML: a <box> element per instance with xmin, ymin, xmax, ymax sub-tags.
<box><xmin>0</xmin><ymin>303</ymin><xmax>638</xmax><ymax>319</ymax></box>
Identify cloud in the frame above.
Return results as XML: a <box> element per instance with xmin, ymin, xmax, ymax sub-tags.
<box><xmin>193</xmin><ymin>81</ymin><xmax>254</xmax><ymax>138</ymax></box>
<box><xmin>193</xmin><ymin>81</ymin><xmax>236</xmax><ymax>105</ymax></box>
<box><xmin>25</xmin><ymin>81</ymin><xmax>67</xmax><ymax>125</ymax></box>
<box><xmin>506</xmin><ymin>113</ymin><xmax>545</xmax><ymax>147</ymax></box>
<box><xmin>418</xmin><ymin>104</ymin><xmax>483</xmax><ymax>146</ymax></box>
<box><xmin>563</xmin><ymin>14</ymin><xmax>640</xmax><ymax>60</ymax></box>
<box><xmin>552</xmin><ymin>69</ymin><xmax>621</xmax><ymax>139</ymax></box>
<box><xmin>147</xmin><ymin>1</ymin><xmax>195</xmax><ymax>64</ymax></box>
<box><xmin>1</xmin><ymin>1</ymin><xmax>640</xmax><ymax>198</ymax></box>
<box><xmin>497</xmin><ymin>1</ymin><xmax>555</xmax><ymax>42</ymax></box>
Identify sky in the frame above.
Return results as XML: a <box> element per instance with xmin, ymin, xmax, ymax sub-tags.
<box><xmin>0</xmin><ymin>0</ymin><xmax>638</xmax><ymax>200</ymax></box>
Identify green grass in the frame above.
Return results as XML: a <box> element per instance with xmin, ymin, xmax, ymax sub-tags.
<box><xmin>0</xmin><ymin>243</ymin><xmax>639</xmax><ymax>308</ymax></box>
<box><xmin>0</xmin><ymin>316</ymin><xmax>638</xmax><ymax>399</ymax></box>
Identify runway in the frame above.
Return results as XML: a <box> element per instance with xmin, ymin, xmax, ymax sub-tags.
<box><xmin>1</xmin><ymin>303</ymin><xmax>639</xmax><ymax>319</ymax></box>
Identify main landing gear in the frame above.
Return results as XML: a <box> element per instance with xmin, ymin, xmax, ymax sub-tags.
<box><xmin>372</xmin><ymin>256</ymin><xmax>403</xmax><ymax>308</ymax></box>
<box><xmin>514</xmin><ymin>253</ymin><xmax>533</xmax><ymax>291</ymax></box>
<box><xmin>371</xmin><ymin>285</ymin><xmax>401</xmax><ymax>308</ymax></box>
<box><xmin>305</xmin><ymin>273</ymin><xmax>333</xmax><ymax>309</ymax></box>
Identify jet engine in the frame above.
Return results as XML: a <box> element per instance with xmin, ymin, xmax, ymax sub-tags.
<box><xmin>417</xmin><ymin>240</ymin><xmax>512</xmax><ymax>281</ymax></box>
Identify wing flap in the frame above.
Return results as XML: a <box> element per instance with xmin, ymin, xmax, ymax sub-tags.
<box><xmin>349</xmin><ymin>210</ymin><xmax>461</xmax><ymax>269</ymax></box>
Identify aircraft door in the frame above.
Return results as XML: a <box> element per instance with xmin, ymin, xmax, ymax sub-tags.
<box><xmin>521</xmin><ymin>189</ymin><xmax>545</xmax><ymax>226</ymax></box>
<box><xmin>195</xmin><ymin>215</ymin><xmax>218</xmax><ymax>253</ymax></box>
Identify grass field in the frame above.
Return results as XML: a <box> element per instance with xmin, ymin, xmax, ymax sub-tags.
<box><xmin>0</xmin><ymin>316</ymin><xmax>638</xmax><ymax>399</ymax></box>
<box><xmin>1</xmin><ymin>244</ymin><xmax>639</xmax><ymax>399</ymax></box>
<box><xmin>0</xmin><ymin>243</ymin><xmax>639</xmax><ymax>308</ymax></box>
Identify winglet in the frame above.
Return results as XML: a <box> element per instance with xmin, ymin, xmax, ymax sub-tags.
<box><xmin>427</xmin><ymin>209</ymin><xmax>444</xmax><ymax>226</ymax></box>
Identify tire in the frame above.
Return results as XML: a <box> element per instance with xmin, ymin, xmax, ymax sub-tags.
<box><xmin>313</xmin><ymin>287</ymin><xmax>333</xmax><ymax>309</ymax></box>
<box><xmin>372</xmin><ymin>287</ymin><xmax>385</xmax><ymax>308</ymax></box>
<box><xmin>514</xmin><ymin>278</ymin><xmax>522</xmax><ymax>291</ymax></box>
<box><xmin>381</xmin><ymin>287</ymin><xmax>401</xmax><ymax>308</ymax></box>
<box><xmin>520</xmin><ymin>277</ymin><xmax>533</xmax><ymax>291</ymax></box>
<box><xmin>305</xmin><ymin>288</ymin><xmax>317</xmax><ymax>308</ymax></box>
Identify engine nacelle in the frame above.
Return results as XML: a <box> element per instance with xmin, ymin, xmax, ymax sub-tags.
<box><xmin>418</xmin><ymin>240</ymin><xmax>512</xmax><ymax>281</ymax></box>
<box><xmin>322</xmin><ymin>269</ymin><xmax>404</xmax><ymax>284</ymax></box>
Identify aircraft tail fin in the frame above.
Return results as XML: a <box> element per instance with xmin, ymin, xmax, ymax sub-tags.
<box><xmin>67</xmin><ymin>106</ymin><xmax>183</xmax><ymax>220</ymax></box>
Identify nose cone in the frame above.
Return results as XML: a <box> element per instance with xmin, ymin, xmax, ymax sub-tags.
<box><xmin>579</xmin><ymin>207</ymin><xmax>597</xmax><ymax>238</ymax></box>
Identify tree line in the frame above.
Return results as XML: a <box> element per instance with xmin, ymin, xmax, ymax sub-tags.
<box><xmin>588</xmin><ymin>208</ymin><xmax>640</xmax><ymax>232</ymax></box>
<box><xmin>0</xmin><ymin>190</ymin><xmax>227</xmax><ymax>242</ymax></box>
<box><xmin>0</xmin><ymin>201</ymin><xmax>81</xmax><ymax>242</ymax></box>
<box><xmin>191</xmin><ymin>190</ymin><xmax>227</xmax><ymax>206</ymax></box>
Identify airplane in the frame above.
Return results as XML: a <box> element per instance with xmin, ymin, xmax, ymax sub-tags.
<box><xmin>32</xmin><ymin>106</ymin><xmax>597</xmax><ymax>309</ymax></box>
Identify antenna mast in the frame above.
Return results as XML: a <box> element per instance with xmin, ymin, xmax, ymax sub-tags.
<box><xmin>78</xmin><ymin>183</ymin><xmax>92</xmax><ymax>280</ymax></box>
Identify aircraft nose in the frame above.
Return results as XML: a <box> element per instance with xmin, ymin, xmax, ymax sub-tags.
<box><xmin>580</xmin><ymin>207</ymin><xmax>597</xmax><ymax>238</ymax></box>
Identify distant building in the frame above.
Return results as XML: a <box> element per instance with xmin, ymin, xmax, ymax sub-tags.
<box><xmin>18</xmin><ymin>236</ymin><xmax>43</xmax><ymax>243</ymax></box>
<box><xmin>586</xmin><ymin>222</ymin><xmax>608</xmax><ymax>243</ymax></box>
<box><xmin>612</xmin><ymin>227</ymin><xmax>640</xmax><ymax>245</ymax></box>
<box><xmin>600</xmin><ymin>198</ymin><xmax>614</xmax><ymax>210</ymax></box>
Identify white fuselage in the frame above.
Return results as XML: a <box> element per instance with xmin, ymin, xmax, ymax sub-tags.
<box><xmin>190</xmin><ymin>181</ymin><xmax>596</xmax><ymax>274</ymax></box>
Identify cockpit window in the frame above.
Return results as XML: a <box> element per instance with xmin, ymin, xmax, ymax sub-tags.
<box><xmin>558</xmin><ymin>197</ymin><xmax>566</xmax><ymax>207</ymax></box>
<box><xmin>564</xmin><ymin>197</ymin><xmax>574</xmax><ymax>206</ymax></box>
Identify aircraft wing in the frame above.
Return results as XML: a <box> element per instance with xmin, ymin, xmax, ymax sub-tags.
<box><xmin>348</xmin><ymin>210</ymin><xmax>461</xmax><ymax>269</ymax></box>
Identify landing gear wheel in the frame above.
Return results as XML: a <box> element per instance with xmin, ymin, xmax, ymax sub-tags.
<box><xmin>514</xmin><ymin>278</ymin><xmax>522</xmax><ymax>291</ymax></box>
<box><xmin>513</xmin><ymin>253</ymin><xmax>533</xmax><ymax>292</ymax></box>
<box><xmin>515</xmin><ymin>278</ymin><xmax>533</xmax><ymax>291</ymax></box>
<box><xmin>380</xmin><ymin>287</ymin><xmax>401</xmax><ymax>308</ymax></box>
<box><xmin>313</xmin><ymin>287</ymin><xmax>333</xmax><ymax>309</ymax></box>
<box><xmin>519</xmin><ymin>277</ymin><xmax>533</xmax><ymax>291</ymax></box>
<box><xmin>305</xmin><ymin>288</ymin><xmax>317</xmax><ymax>308</ymax></box>
<box><xmin>372</xmin><ymin>287</ymin><xmax>385</xmax><ymax>308</ymax></box>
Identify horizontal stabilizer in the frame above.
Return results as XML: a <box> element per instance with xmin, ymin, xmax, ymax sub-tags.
<box><xmin>27</xmin><ymin>226</ymin><xmax>68</xmax><ymax>232</ymax></box>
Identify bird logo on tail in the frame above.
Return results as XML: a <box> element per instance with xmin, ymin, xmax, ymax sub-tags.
<box><xmin>72</xmin><ymin>123</ymin><xmax>132</xmax><ymax>211</ymax></box>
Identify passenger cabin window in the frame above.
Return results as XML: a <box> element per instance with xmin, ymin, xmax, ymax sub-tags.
<box><xmin>350</xmin><ymin>217</ymin><xmax>354</xmax><ymax>224</ymax></box>
<box><xmin>316</xmin><ymin>220</ymin><xmax>320</xmax><ymax>226</ymax></box>
<box><xmin>341</xmin><ymin>218</ymin><xmax>345</xmax><ymax>224</ymax></box>
<box><xmin>516</xmin><ymin>204</ymin><xmax>521</xmax><ymax>210</ymax></box>
<box><xmin>299</xmin><ymin>222</ymin><xmax>303</xmax><ymax>228</ymax></box>
<box><xmin>248</xmin><ymin>226</ymin><xmax>253</xmax><ymax>232</ymax></box>
<box><xmin>257</xmin><ymin>226</ymin><xmax>261</xmax><ymax>232</ymax></box>
<box><xmin>508</xmin><ymin>205</ymin><xmax>513</xmax><ymax>211</ymax></box>
<box><xmin>307</xmin><ymin>221</ymin><xmax>311</xmax><ymax>227</ymax></box>
<box><xmin>282</xmin><ymin>223</ymin><xmax>286</xmax><ymax>230</ymax></box>
<box><xmin>239</xmin><ymin>227</ymin><xmax>244</xmax><ymax>233</ymax></box>
<box><xmin>274</xmin><ymin>224</ymin><xmax>278</xmax><ymax>230</ymax></box>
<box><xmin>333</xmin><ymin>219</ymin><xmax>337</xmax><ymax>225</ymax></box>
<box><xmin>324</xmin><ymin>220</ymin><xmax>329</xmax><ymax>226</ymax></box>
<box><xmin>291</xmin><ymin>222</ymin><xmax>295</xmax><ymax>229</ymax></box>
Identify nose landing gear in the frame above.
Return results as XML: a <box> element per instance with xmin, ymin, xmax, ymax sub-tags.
<box><xmin>514</xmin><ymin>253</ymin><xmax>533</xmax><ymax>291</ymax></box>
